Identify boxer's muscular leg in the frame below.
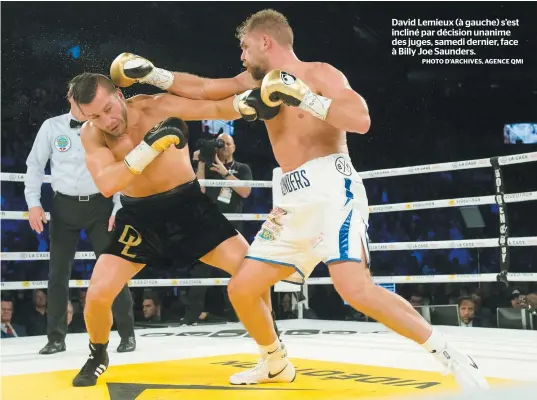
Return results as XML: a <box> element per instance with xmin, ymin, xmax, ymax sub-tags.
<box><xmin>85</xmin><ymin>254</ymin><xmax>144</xmax><ymax>344</ymax></box>
<box><xmin>328</xmin><ymin>245</ymin><xmax>431</xmax><ymax>343</ymax></box>
<box><xmin>200</xmin><ymin>234</ymin><xmax>273</xmax><ymax>314</ymax></box>
<box><xmin>329</xmin><ymin>243</ymin><xmax>489</xmax><ymax>389</ymax></box>
<box><xmin>227</xmin><ymin>259</ymin><xmax>294</xmax><ymax>345</ymax></box>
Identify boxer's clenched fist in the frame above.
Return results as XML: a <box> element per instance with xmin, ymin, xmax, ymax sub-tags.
<box><xmin>261</xmin><ymin>70</ymin><xmax>332</xmax><ymax>121</ymax></box>
<box><xmin>124</xmin><ymin>118</ymin><xmax>187</xmax><ymax>174</ymax></box>
<box><xmin>110</xmin><ymin>53</ymin><xmax>174</xmax><ymax>90</ymax></box>
<box><xmin>233</xmin><ymin>88</ymin><xmax>280</xmax><ymax>122</ymax></box>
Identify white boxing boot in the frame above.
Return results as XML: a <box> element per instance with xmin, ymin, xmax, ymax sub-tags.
<box><xmin>423</xmin><ymin>329</ymin><xmax>489</xmax><ymax>390</ymax></box>
<box><xmin>230</xmin><ymin>341</ymin><xmax>296</xmax><ymax>385</ymax></box>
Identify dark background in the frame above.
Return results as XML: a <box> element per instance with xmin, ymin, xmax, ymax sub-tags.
<box><xmin>1</xmin><ymin>2</ymin><xmax>536</xmax><ymax>324</ymax></box>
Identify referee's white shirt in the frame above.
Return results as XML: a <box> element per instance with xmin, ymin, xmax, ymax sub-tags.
<box><xmin>24</xmin><ymin>111</ymin><xmax>121</xmax><ymax>214</ymax></box>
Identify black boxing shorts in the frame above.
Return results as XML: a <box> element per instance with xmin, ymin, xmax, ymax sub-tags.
<box><xmin>102</xmin><ymin>179</ymin><xmax>238</xmax><ymax>266</ymax></box>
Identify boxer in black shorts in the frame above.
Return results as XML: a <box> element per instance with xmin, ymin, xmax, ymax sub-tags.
<box><xmin>67</xmin><ymin>69</ymin><xmax>277</xmax><ymax>387</ymax></box>
<box><xmin>106</xmin><ymin>179</ymin><xmax>238</xmax><ymax>267</ymax></box>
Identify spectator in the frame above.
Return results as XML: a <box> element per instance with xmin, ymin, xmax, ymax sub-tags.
<box><xmin>78</xmin><ymin>289</ymin><xmax>87</xmax><ymax>312</ymax></box>
<box><xmin>471</xmin><ymin>291</ymin><xmax>493</xmax><ymax>327</ymax></box>
<box><xmin>527</xmin><ymin>292</ymin><xmax>537</xmax><ymax>310</ymax></box>
<box><xmin>409</xmin><ymin>293</ymin><xmax>425</xmax><ymax>307</ymax></box>
<box><xmin>25</xmin><ymin>289</ymin><xmax>47</xmax><ymax>336</ymax></box>
<box><xmin>23</xmin><ymin>86</ymin><xmax>135</xmax><ymax>354</ymax></box>
<box><xmin>458</xmin><ymin>297</ymin><xmax>476</xmax><ymax>327</ymax></box>
<box><xmin>67</xmin><ymin>300</ymin><xmax>86</xmax><ymax>334</ymax></box>
<box><xmin>510</xmin><ymin>289</ymin><xmax>523</xmax><ymax>309</ymax></box>
<box><xmin>280</xmin><ymin>293</ymin><xmax>297</xmax><ymax>320</ymax></box>
<box><xmin>458</xmin><ymin>296</ymin><xmax>489</xmax><ymax>327</ymax></box>
<box><xmin>1</xmin><ymin>299</ymin><xmax>27</xmax><ymax>338</ymax></box>
<box><xmin>142</xmin><ymin>291</ymin><xmax>162</xmax><ymax>323</ymax></box>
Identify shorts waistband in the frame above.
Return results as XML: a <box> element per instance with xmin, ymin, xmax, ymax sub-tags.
<box><xmin>120</xmin><ymin>179</ymin><xmax>200</xmax><ymax>206</ymax></box>
<box><xmin>282</xmin><ymin>153</ymin><xmax>351</xmax><ymax>174</ymax></box>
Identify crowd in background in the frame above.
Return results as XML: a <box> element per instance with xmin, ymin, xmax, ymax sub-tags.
<box><xmin>2</xmin><ymin>2</ymin><xmax>536</xmax><ymax>337</ymax></box>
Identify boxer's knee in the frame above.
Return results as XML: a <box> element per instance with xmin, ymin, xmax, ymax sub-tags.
<box><xmin>87</xmin><ymin>255</ymin><xmax>138</xmax><ymax>309</ymax></box>
<box><xmin>201</xmin><ymin>234</ymin><xmax>248</xmax><ymax>275</ymax></box>
<box><xmin>227</xmin><ymin>275</ymin><xmax>252</xmax><ymax>304</ymax></box>
<box><xmin>86</xmin><ymin>283</ymin><xmax>115</xmax><ymax>309</ymax></box>
<box><xmin>86</xmin><ymin>271</ymin><xmax>122</xmax><ymax>308</ymax></box>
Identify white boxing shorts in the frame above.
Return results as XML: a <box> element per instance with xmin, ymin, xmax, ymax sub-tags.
<box><xmin>245</xmin><ymin>153</ymin><xmax>370</xmax><ymax>284</ymax></box>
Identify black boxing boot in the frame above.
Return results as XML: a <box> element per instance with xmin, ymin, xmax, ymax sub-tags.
<box><xmin>72</xmin><ymin>342</ymin><xmax>109</xmax><ymax>387</ymax></box>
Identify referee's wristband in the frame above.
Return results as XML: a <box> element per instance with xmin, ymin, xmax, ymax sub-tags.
<box><xmin>223</xmin><ymin>172</ymin><xmax>233</xmax><ymax>178</ymax></box>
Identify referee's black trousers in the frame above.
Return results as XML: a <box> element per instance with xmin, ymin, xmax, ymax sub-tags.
<box><xmin>46</xmin><ymin>192</ymin><xmax>134</xmax><ymax>343</ymax></box>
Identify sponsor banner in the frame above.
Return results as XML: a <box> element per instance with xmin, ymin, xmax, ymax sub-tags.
<box><xmin>369</xmin><ymin>239</ymin><xmax>497</xmax><ymax>251</ymax></box>
<box><xmin>451</xmin><ymin>240</ymin><xmax>492</xmax><ymax>248</ymax></box>
<box><xmin>406</xmin><ymin>201</ymin><xmax>437</xmax><ymax>209</ymax></box>
<box><xmin>360</xmin><ymin>168</ymin><xmax>398</xmax><ymax>179</ymax></box>
<box><xmin>505</xmin><ymin>191</ymin><xmax>537</xmax><ymax>203</ymax></box>
<box><xmin>225</xmin><ymin>213</ymin><xmax>268</xmax><ymax>221</ymax></box>
<box><xmin>0</xmin><ymin>251</ymin><xmax>96</xmax><ymax>261</ymax></box>
<box><xmin>74</xmin><ymin>252</ymin><xmax>96</xmax><ymax>259</ymax></box>
<box><xmin>0</xmin><ymin>173</ymin><xmax>51</xmax><ymax>183</ymax></box>
<box><xmin>498</xmin><ymin>153</ymin><xmax>537</xmax><ymax>165</ymax></box>
<box><xmin>369</xmin><ymin>204</ymin><xmax>396</xmax><ymax>213</ymax></box>
<box><xmin>1</xmin><ymin>281</ymin><xmax>49</xmax><ymax>290</ymax></box>
<box><xmin>509</xmin><ymin>237</ymin><xmax>537</xmax><ymax>246</ymax></box>
<box><xmin>452</xmin><ymin>196</ymin><xmax>484</xmax><ymax>205</ymax></box>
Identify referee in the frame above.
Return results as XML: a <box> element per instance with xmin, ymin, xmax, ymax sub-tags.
<box><xmin>24</xmin><ymin>89</ymin><xmax>135</xmax><ymax>355</ymax></box>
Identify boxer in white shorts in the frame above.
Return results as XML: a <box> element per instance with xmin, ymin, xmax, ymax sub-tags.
<box><xmin>247</xmin><ymin>154</ymin><xmax>370</xmax><ymax>285</ymax></box>
<box><xmin>224</xmin><ymin>10</ymin><xmax>488</xmax><ymax>390</ymax></box>
<box><xmin>118</xmin><ymin>9</ymin><xmax>489</xmax><ymax>391</ymax></box>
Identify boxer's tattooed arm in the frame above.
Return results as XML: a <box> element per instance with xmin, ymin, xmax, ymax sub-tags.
<box><xmin>166</xmin><ymin>71</ymin><xmax>256</xmax><ymax>101</ymax></box>
<box><xmin>146</xmin><ymin>93</ymin><xmax>240</xmax><ymax>122</ymax></box>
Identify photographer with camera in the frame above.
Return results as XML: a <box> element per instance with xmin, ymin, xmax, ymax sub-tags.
<box><xmin>183</xmin><ymin>133</ymin><xmax>252</xmax><ymax>325</ymax></box>
<box><xmin>195</xmin><ymin>133</ymin><xmax>252</xmax><ymax>231</ymax></box>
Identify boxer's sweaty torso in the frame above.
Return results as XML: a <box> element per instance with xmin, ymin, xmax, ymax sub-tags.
<box><xmin>264</xmin><ymin>62</ymin><xmax>348</xmax><ymax>173</ymax></box>
<box><xmin>95</xmin><ymin>96</ymin><xmax>195</xmax><ymax>198</ymax></box>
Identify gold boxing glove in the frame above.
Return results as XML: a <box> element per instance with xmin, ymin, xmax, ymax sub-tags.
<box><xmin>233</xmin><ymin>90</ymin><xmax>258</xmax><ymax>121</ymax></box>
<box><xmin>233</xmin><ymin>88</ymin><xmax>281</xmax><ymax>121</ymax></box>
<box><xmin>260</xmin><ymin>70</ymin><xmax>332</xmax><ymax>120</ymax></box>
<box><xmin>110</xmin><ymin>53</ymin><xmax>174</xmax><ymax>90</ymax></box>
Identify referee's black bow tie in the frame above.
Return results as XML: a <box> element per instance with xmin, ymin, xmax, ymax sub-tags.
<box><xmin>70</xmin><ymin>119</ymin><xmax>84</xmax><ymax>129</ymax></box>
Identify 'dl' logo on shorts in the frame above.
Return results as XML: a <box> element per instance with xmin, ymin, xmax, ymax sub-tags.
<box><xmin>54</xmin><ymin>135</ymin><xmax>71</xmax><ymax>152</ymax></box>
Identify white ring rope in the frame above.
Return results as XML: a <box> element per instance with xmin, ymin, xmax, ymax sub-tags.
<box><xmin>2</xmin><ymin>272</ymin><xmax>537</xmax><ymax>291</ymax></box>
<box><xmin>0</xmin><ymin>211</ymin><xmax>269</xmax><ymax>222</ymax></box>
<box><xmin>2</xmin><ymin>191</ymin><xmax>537</xmax><ymax>222</ymax></box>
<box><xmin>2</xmin><ymin>151</ymin><xmax>536</xmax><ymax>290</ymax></box>
<box><xmin>2</xmin><ymin>237</ymin><xmax>537</xmax><ymax>262</ymax></box>
<box><xmin>2</xmin><ymin>151</ymin><xmax>536</xmax><ymax>186</ymax></box>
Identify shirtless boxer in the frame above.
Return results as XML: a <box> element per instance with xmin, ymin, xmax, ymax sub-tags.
<box><xmin>68</xmin><ymin>72</ymin><xmax>279</xmax><ymax>387</ymax></box>
<box><xmin>111</xmin><ymin>10</ymin><xmax>488</xmax><ymax>390</ymax></box>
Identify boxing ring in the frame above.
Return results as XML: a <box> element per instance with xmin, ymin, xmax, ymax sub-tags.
<box><xmin>2</xmin><ymin>151</ymin><xmax>537</xmax><ymax>399</ymax></box>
